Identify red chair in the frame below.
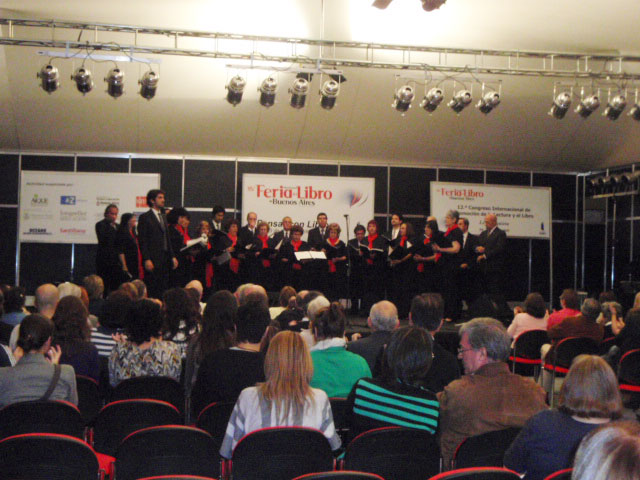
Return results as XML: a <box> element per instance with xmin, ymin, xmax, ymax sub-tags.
<box><xmin>508</xmin><ymin>329</ymin><xmax>548</xmax><ymax>379</ymax></box>
<box><xmin>0</xmin><ymin>433</ymin><xmax>103</xmax><ymax>480</ymax></box>
<box><xmin>428</xmin><ymin>467</ymin><xmax>521</xmax><ymax>480</ymax></box>
<box><xmin>293</xmin><ymin>472</ymin><xmax>385</xmax><ymax>480</ymax></box>
<box><xmin>76</xmin><ymin>374</ymin><xmax>102</xmax><ymax>425</ymax></box>
<box><xmin>231</xmin><ymin>427</ymin><xmax>335</xmax><ymax>480</ymax></box>
<box><xmin>617</xmin><ymin>348</ymin><xmax>640</xmax><ymax>409</ymax></box>
<box><xmin>343</xmin><ymin>426</ymin><xmax>441</xmax><ymax>480</ymax></box>
<box><xmin>598</xmin><ymin>336</ymin><xmax>616</xmax><ymax>355</ymax></box>
<box><xmin>136</xmin><ymin>477</ymin><xmax>219</xmax><ymax>480</ymax></box>
<box><xmin>195</xmin><ymin>401</ymin><xmax>235</xmax><ymax>450</ymax></box>
<box><xmin>543</xmin><ymin>468</ymin><xmax>573</xmax><ymax>480</ymax></box>
<box><xmin>0</xmin><ymin>400</ymin><xmax>85</xmax><ymax>440</ymax></box>
<box><xmin>452</xmin><ymin>427</ymin><xmax>521</xmax><ymax>470</ymax></box>
<box><xmin>329</xmin><ymin>397</ymin><xmax>351</xmax><ymax>443</ymax></box>
<box><xmin>111</xmin><ymin>376</ymin><xmax>185</xmax><ymax>416</ymax></box>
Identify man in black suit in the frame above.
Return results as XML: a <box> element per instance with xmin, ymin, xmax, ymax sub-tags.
<box><xmin>458</xmin><ymin>217</ymin><xmax>480</xmax><ymax>305</ymax></box>
<box><xmin>211</xmin><ymin>205</ymin><xmax>226</xmax><ymax>234</ymax></box>
<box><xmin>137</xmin><ymin>189</ymin><xmax>178</xmax><ymax>299</ymax></box>
<box><xmin>348</xmin><ymin>300</ymin><xmax>399</xmax><ymax>374</ymax></box>
<box><xmin>239</xmin><ymin>211</ymin><xmax>258</xmax><ymax>246</ymax></box>
<box><xmin>475</xmin><ymin>213</ymin><xmax>507</xmax><ymax>303</ymax></box>
<box><xmin>409</xmin><ymin>293</ymin><xmax>460</xmax><ymax>393</ymax></box>
<box><xmin>95</xmin><ymin>203</ymin><xmax>120</xmax><ymax>293</ymax></box>
<box><xmin>307</xmin><ymin>212</ymin><xmax>329</xmax><ymax>250</ymax></box>
<box><xmin>271</xmin><ymin>216</ymin><xmax>293</xmax><ymax>246</ymax></box>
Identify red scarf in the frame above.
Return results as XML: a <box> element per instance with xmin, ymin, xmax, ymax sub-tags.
<box><xmin>445</xmin><ymin>223</ymin><xmax>459</xmax><ymax>237</ymax></box>
<box><xmin>176</xmin><ymin>225</ymin><xmax>194</xmax><ymax>263</ymax></box>
<box><xmin>417</xmin><ymin>234</ymin><xmax>441</xmax><ymax>272</ymax></box>
<box><xmin>228</xmin><ymin>234</ymin><xmax>239</xmax><ymax>273</ymax></box>
<box><xmin>400</xmin><ymin>235</ymin><xmax>407</xmax><ymax>247</ymax></box>
<box><xmin>205</xmin><ymin>240</ymin><xmax>213</xmax><ymax>287</ymax></box>
<box><xmin>366</xmin><ymin>234</ymin><xmax>378</xmax><ymax>265</ymax></box>
<box><xmin>327</xmin><ymin>237</ymin><xmax>339</xmax><ymax>273</ymax></box>
<box><xmin>258</xmin><ymin>235</ymin><xmax>271</xmax><ymax>268</ymax></box>
<box><xmin>130</xmin><ymin>228</ymin><xmax>144</xmax><ymax>280</ymax></box>
<box><xmin>292</xmin><ymin>240</ymin><xmax>303</xmax><ymax>270</ymax></box>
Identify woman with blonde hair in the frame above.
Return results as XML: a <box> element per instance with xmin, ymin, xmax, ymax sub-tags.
<box><xmin>504</xmin><ymin>355</ymin><xmax>622</xmax><ymax>480</ymax></box>
<box><xmin>220</xmin><ymin>330</ymin><xmax>341</xmax><ymax>459</ymax></box>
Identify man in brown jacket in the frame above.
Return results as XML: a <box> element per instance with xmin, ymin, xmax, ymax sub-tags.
<box><xmin>437</xmin><ymin>317</ymin><xmax>547</xmax><ymax>468</ymax></box>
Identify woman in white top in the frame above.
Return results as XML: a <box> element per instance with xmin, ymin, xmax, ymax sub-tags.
<box><xmin>220</xmin><ymin>330</ymin><xmax>341</xmax><ymax>459</ymax></box>
<box><xmin>507</xmin><ymin>292</ymin><xmax>549</xmax><ymax>346</ymax></box>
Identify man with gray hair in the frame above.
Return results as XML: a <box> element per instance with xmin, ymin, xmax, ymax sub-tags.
<box><xmin>438</xmin><ymin>317</ymin><xmax>546</xmax><ymax>466</ymax></box>
<box><xmin>348</xmin><ymin>300</ymin><xmax>398</xmax><ymax>372</ymax></box>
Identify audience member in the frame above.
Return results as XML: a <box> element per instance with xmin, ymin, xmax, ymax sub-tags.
<box><xmin>507</xmin><ymin>292</ymin><xmax>548</xmax><ymax>345</ymax></box>
<box><xmin>348</xmin><ymin>300</ymin><xmax>398</xmax><ymax>373</ymax></box>
<box><xmin>184</xmin><ymin>290</ymin><xmax>237</xmax><ymax>397</ymax></box>
<box><xmin>108</xmin><ymin>299</ymin><xmax>181</xmax><ymax>386</ymax></box>
<box><xmin>0</xmin><ymin>314</ymin><xmax>77</xmax><ymax>406</ymax></box>
<box><xmin>301</xmin><ymin>293</ymin><xmax>329</xmax><ymax>347</ymax></box>
<box><xmin>57</xmin><ymin>282</ymin><xmax>82</xmax><ymax>300</ymax></box>
<box><xmin>52</xmin><ymin>296</ymin><xmax>100</xmax><ymax>382</ymax></box>
<box><xmin>119</xmin><ymin>282</ymin><xmax>139</xmax><ymax>300</ymax></box>
<box><xmin>90</xmin><ymin>290</ymin><xmax>132</xmax><ymax>358</ymax></box>
<box><xmin>83</xmin><ymin>274</ymin><xmax>105</xmax><ymax>318</ymax></box>
<box><xmin>310</xmin><ymin>302</ymin><xmax>371</xmax><ymax>397</ymax></box>
<box><xmin>220</xmin><ymin>330</ymin><xmax>341</xmax><ymax>459</ymax></box>
<box><xmin>191</xmin><ymin>300</ymin><xmax>269</xmax><ymax>416</ymax></box>
<box><xmin>185</xmin><ymin>279</ymin><xmax>205</xmax><ymax>311</ymax></box>
<box><xmin>437</xmin><ymin>317</ymin><xmax>547</xmax><ymax>467</ymax></box>
<box><xmin>347</xmin><ymin>326</ymin><xmax>439</xmax><ymax>437</ymax></box>
<box><xmin>547</xmin><ymin>289</ymin><xmax>580</xmax><ymax>329</ymax></box>
<box><xmin>409</xmin><ymin>293</ymin><xmax>460</xmax><ymax>392</ymax></box>
<box><xmin>8</xmin><ymin>283</ymin><xmax>60</xmax><ymax>352</ymax></box>
<box><xmin>504</xmin><ymin>355</ymin><xmax>622</xmax><ymax>480</ymax></box>
<box><xmin>131</xmin><ymin>279</ymin><xmax>147</xmax><ymax>300</ymax></box>
<box><xmin>572</xmin><ymin>421</ymin><xmax>640</xmax><ymax>480</ymax></box>
<box><xmin>162</xmin><ymin>288</ymin><xmax>200</xmax><ymax>359</ymax></box>
<box><xmin>270</xmin><ymin>285</ymin><xmax>296</xmax><ymax>319</ymax></box>
<box><xmin>0</xmin><ymin>286</ymin><xmax>27</xmax><ymax>327</ymax></box>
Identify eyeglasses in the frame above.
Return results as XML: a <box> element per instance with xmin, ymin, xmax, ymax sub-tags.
<box><xmin>457</xmin><ymin>347</ymin><xmax>475</xmax><ymax>355</ymax></box>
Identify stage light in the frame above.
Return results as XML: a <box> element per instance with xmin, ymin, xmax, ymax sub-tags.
<box><xmin>603</xmin><ymin>95</ymin><xmax>626</xmax><ymax>120</ymax></box>
<box><xmin>392</xmin><ymin>85</ymin><xmax>415</xmax><ymax>113</ymax></box>
<box><xmin>289</xmin><ymin>78</ymin><xmax>310</xmax><ymax>109</ymax></box>
<box><xmin>105</xmin><ymin>68</ymin><xmax>124</xmax><ymax>98</ymax></box>
<box><xmin>139</xmin><ymin>70</ymin><xmax>159</xmax><ymax>100</ymax></box>
<box><xmin>319</xmin><ymin>79</ymin><xmax>340</xmax><ymax>110</ymax></box>
<box><xmin>71</xmin><ymin>67</ymin><xmax>93</xmax><ymax>95</ymax></box>
<box><xmin>548</xmin><ymin>92</ymin><xmax>572</xmax><ymax>119</ymax></box>
<box><xmin>226</xmin><ymin>75</ymin><xmax>246</xmax><ymax>106</ymax></box>
<box><xmin>575</xmin><ymin>94</ymin><xmax>600</xmax><ymax>118</ymax></box>
<box><xmin>476</xmin><ymin>91</ymin><xmax>500</xmax><ymax>114</ymax></box>
<box><xmin>422</xmin><ymin>0</ymin><xmax>447</xmax><ymax>11</ymax></box>
<box><xmin>37</xmin><ymin>64</ymin><xmax>60</xmax><ymax>94</ymax></box>
<box><xmin>420</xmin><ymin>87</ymin><xmax>444</xmax><ymax>112</ymax></box>
<box><xmin>629</xmin><ymin>104</ymin><xmax>640</xmax><ymax>121</ymax></box>
<box><xmin>258</xmin><ymin>76</ymin><xmax>277</xmax><ymax>107</ymax></box>
<box><xmin>448</xmin><ymin>90</ymin><xmax>472</xmax><ymax>114</ymax></box>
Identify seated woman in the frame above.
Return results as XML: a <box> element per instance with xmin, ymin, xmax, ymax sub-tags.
<box><xmin>90</xmin><ymin>290</ymin><xmax>133</xmax><ymax>358</ymax></box>
<box><xmin>506</xmin><ymin>292</ymin><xmax>549</xmax><ymax>346</ymax></box>
<box><xmin>162</xmin><ymin>287</ymin><xmax>200</xmax><ymax>359</ymax></box>
<box><xmin>310</xmin><ymin>302</ymin><xmax>371</xmax><ymax>397</ymax></box>
<box><xmin>0</xmin><ymin>314</ymin><xmax>77</xmax><ymax>407</ymax></box>
<box><xmin>504</xmin><ymin>355</ymin><xmax>622</xmax><ymax>480</ymax></box>
<box><xmin>52</xmin><ymin>296</ymin><xmax>100</xmax><ymax>382</ymax></box>
<box><xmin>347</xmin><ymin>326</ymin><xmax>439</xmax><ymax>438</ymax></box>
<box><xmin>108</xmin><ymin>299</ymin><xmax>181</xmax><ymax>387</ymax></box>
<box><xmin>220</xmin><ymin>330</ymin><xmax>341</xmax><ymax>459</ymax></box>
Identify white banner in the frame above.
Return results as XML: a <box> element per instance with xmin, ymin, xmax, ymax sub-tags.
<box><xmin>430</xmin><ymin>181</ymin><xmax>552</xmax><ymax>239</ymax></box>
<box><xmin>20</xmin><ymin>171</ymin><xmax>160</xmax><ymax>244</ymax></box>
<box><xmin>242</xmin><ymin>174</ymin><xmax>375</xmax><ymax>241</ymax></box>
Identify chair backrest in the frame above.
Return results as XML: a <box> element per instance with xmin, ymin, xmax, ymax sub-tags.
<box><xmin>543</xmin><ymin>468</ymin><xmax>573</xmax><ymax>480</ymax></box>
<box><xmin>75</xmin><ymin>374</ymin><xmax>102</xmax><ymax>425</ymax></box>
<box><xmin>93</xmin><ymin>398</ymin><xmax>181</xmax><ymax>456</ymax></box>
<box><xmin>598</xmin><ymin>336</ymin><xmax>616</xmax><ymax>355</ymax></box>
<box><xmin>293</xmin><ymin>472</ymin><xmax>385</xmax><ymax>480</ymax></box>
<box><xmin>553</xmin><ymin>337</ymin><xmax>599</xmax><ymax>371</ymax></box>
<box><xmin>0</xmin><ymin>400</ymin><xmax>85</xmax><ymax>440</ymax></box>
<box><xmin>428</xmin><ymin>467</ymin><xmax>522</xmax><ymax>480</ymax></box>
<box><xmin>344</xmin><ymin>426</ymin><xmax>441</xmax><ymax>480</ymax></box>
<box><xmin>453</xmin><ymin>427</ymin><xmax>521</xmax><ymax>469</ymax></box>
<box><xmin>618</xmin><ymin>348</ymin><xmax>640</xmax><ymax>388</ymax></box>
<box><xmin>135</xmin><ymin>477</ymin><xmax>218</xmax><ymax>480</ymax></box>
<box><xmin>0</xmin><ymin>433</ymin><xmax>100</xmax><ymax>480</ymax></box>
<box><xmin>231</xmin><ymin>427</ymin><xmax>334</xmax><ymax>480</ymax></box>
<box><xmin>512</xmin><ymin>330</ymin><xmax>548</xmax><ymax>360</ymax></box>
<box><xmin>195</xmin><ymin>401</ymin><xmax>235</xmax><ymax>450</ymax></box>
<box><xmin>111</xmin><ymin>376</ymin><xmax>185</xmax><ymax>414</ymax></box>
<box><xmin>115</xmin><ymin>425</ymin><xmax>219</xmax><ymax>480</ymax></box>
<box><xmin>329</xmin><ymin>397</ymin><xmax>350</xmax><ymax>440</ymax></box>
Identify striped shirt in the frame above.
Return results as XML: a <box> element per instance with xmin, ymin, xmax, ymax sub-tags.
<box><xmin>90</xmin><ymin>326</ymin><xmax>117</xmax><ymax>357</ymax></box>
<box><xmin>348</xmin><ymin>377</ymin><xmax>439</xmax><ymax>437</ymax></box>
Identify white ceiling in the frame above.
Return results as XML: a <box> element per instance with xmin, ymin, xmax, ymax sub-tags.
<box><xmin>1</xmin><ymin>0</ymin><xmax>640</xmax><ymax>172</ymax></box>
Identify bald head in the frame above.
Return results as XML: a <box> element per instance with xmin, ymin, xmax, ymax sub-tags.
<box><xmin>484</xmin><ymin>214</ymin><xmax>498</xmax><ymax>230</ymax></box>
<box><xmin>243</xmin><ymin>284</ymin><xmax>269</xmax><ymax>309</ymax></box>
<box><xmin>185</xmin><ymin>280</ymin><xmax>203</xmax><ymax>300</ymax></box>
<box><xmin>369</xmin><ymin>300</ymin><xmax>399</xmax><ymax>332</ymax></box>
<box><xmin>35</xmin><ymin>283</ymin><xmax>59</xmax><ymax>318</ymax></box>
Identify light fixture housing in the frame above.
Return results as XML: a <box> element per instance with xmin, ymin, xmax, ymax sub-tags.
<box><xmin>37</xmin><ymin>64</ymin><xmax>60</xmax><ymax>94</ymax></box>
<box><xmin>105</xmin><ymin>68</ymin><xmax>124</xmax><ymax>98</ymax></box>
<box><xmin>422</xmin><ymin>0</ymin><xmax>447</xmax><ymax>11</ymax></box>
<box><xmin>319</xmin><ymin>79</ymin><xmax>340</xmax><ymax>110</ymax></box>
<box><xmin>139</xmin><ymin>70</ymin><xmax>159</xmax><ymax>100</ymax></box>
<box><xmin>448</xmin><ymin>90</ymin><xmax>472</xmax><ymax>113</ymax></box>
<box><xmin>289</xmin><ymin>78</ymin><xmax>310</xmax><ymax>109</ymax></box>
<box><xmin>548</xmin><ymin>92</ymin><xmax>572</xmax><ymax>119</ymax></box>
<box><xmin>258</xmin><ymin>76</ymin><xmax>278</xmax><ymax>107</ymax></box>
<box><xmin>226</xmin><ymin>75</ymin><xmax>246</xmax><ymax>106</ymax></box>
<box><xmin>629</xmin><ymin>104</ymin><xmax>640</xmax><ymax>121</ymax></box>
<box><xmin>420</xmin><ymin>87</ymin><xmax>444</xmax><ymax>112</ymax></box>
<box><xmin>71</xmin><ymin>67</ymin><xmax>93</xmax><ymax>95</ymax></box>
<box><xmin>392</xmin><ymin>85</ymin><xmax>415</xmax><ymax>113</ymax></box>
<box><xmin>575</xmin><ymin>94</ymin><xmax>600</xmax><ymax>118</ymax></box>
<box><xmin>603</xmin><ymin>95</ymin><xmax>627</xmax><ymax>120</ymax></box>
<box><xmin>476</xmin><ymin>91</ymin><xmax>500</xmax><ymax>114</ymax></box>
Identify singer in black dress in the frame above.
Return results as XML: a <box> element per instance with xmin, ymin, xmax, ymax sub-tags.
<box><xmin>362</xmin><ymin>220</ymin><xmax>387</xmax><ymax>313</ymax></box>
<box><xmin>432</xmin><ymin>210</ymin><xmax>463</xmax><ymax>322</ymax></box>
<box><xmin>116</xmin><ymin>213</ymin><xmax>143</xmax><ymax>282</ymax></box>
<box><xmin>388</xmin><ymin>222</ymin><xmax>415</xmax><ymax>319</ymax></box>
<box><xmin>324</xmin><ymin>223</ymin><xmax>348</xmax><ymax>302</ymax></box>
